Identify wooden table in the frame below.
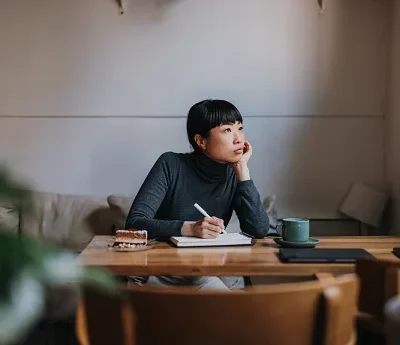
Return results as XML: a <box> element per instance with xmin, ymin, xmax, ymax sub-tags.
<box><xmin>79</xmin><ymin>236</ymin><xmax>400</xmax><ymax>277</ymax></box>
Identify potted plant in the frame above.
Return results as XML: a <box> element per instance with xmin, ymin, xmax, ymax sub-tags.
<box><xmin>0</xmin><ymin>166</ymin><xmax>116</xmax><ymax>345</ymax></box>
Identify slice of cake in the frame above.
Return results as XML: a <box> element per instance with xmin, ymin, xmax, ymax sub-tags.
<box><xmin>113</xmin><ymin>229</ymin><xmax>148</xmax><ymax>249</ymax></box>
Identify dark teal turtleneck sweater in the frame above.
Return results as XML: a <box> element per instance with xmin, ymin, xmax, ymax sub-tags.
<box><xmin>125</xmin><ymin>151</ymin><xmax>269</xmax><ymax>240</ymax></box>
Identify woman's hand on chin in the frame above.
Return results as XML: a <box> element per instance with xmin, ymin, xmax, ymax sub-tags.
<box><xmin>230</xmin><ymin>141</ymin><xmax>252</xmax><ymax>181</ymax></box>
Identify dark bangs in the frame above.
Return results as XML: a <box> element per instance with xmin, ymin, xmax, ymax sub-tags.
<box><xmin>205</xmin><ymin>100</ymin><xmax>243</xmax><ymax>129</ymax></box>
<box><xmin>186</xmin><ymin>99</ymin><xmax>243</xmax><ymax>152</ymax></box>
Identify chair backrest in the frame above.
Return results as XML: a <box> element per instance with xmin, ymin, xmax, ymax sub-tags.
<box><xmin>356</xmin><ymin>258</ymin><xmax>400</xmax><ymax>322</ymax></box>
<box><xmin>77</xmin><ymin>274</ymin><xmax>358</xmax><ymax>345</ymax></box>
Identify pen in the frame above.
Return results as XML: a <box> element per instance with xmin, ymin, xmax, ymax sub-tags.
<box><xmin>240</xmin><ymin>231</ymin><xmax>255</xmax><ymax>239</ymax></box>
<box><xmin>193</xmin><ymin>203</ymin><xmax>227</xmax><ymax>234</ymax></box>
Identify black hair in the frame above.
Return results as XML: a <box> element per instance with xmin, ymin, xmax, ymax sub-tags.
<box><xmin>186</xmin><ymin>99</ymin><xmax>243</xmax><ymax>152</ymax></box>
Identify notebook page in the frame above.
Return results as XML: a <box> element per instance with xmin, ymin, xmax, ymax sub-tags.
<box><xmin>171</xmin><ymin>233</ymin><xmax>250</xmax><ymax>243</ymax></box>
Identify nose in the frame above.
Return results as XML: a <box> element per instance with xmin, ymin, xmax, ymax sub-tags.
<box><xmin>233</xmin><ymin>130</ymin><xmax>243</xmax><ymax>144</ymax></box>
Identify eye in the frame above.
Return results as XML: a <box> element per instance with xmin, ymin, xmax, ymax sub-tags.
<box><xmin>224</xmin><ymin>128</ymin><xmax>232</xmax><ymax>133</ymax></box>
<box><xmin>239</xmin><ymin>126</ymin><xmax>244</xmax><ymax>131</ymax></box>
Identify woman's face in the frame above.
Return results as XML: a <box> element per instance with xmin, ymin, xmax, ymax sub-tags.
<box><xmin>196</xmin><ymin>121</ymin><xmax>245</xmax><ymax>164</ymax></box>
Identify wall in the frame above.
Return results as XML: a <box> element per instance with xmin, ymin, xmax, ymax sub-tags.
<box><xmin>387</xmin><ymin>0</ymin><xmax>400</xmax><ymax>234</ymax></box>
<box><xmin>0</xmin><ymin>0</ymin><xmax>391</xmax><ymax>223</ymax></box>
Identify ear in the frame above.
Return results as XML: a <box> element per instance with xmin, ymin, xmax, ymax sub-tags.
<box><xmin>194</xmin><ymin>134</ymin><xmax>207</xmax><ymax>151</ymax></box>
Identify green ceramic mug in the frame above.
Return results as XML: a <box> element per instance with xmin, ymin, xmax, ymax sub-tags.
<box><xmin>281</xmin><ymin>218</ymin><xmax>310</xmax><ymax>242</ymax></box>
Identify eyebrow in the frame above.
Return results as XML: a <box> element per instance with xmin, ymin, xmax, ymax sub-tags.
<box><xmin>221</xmin><ymin>121</ymin><xmax>242</xmax><ymax>126</ymax></box>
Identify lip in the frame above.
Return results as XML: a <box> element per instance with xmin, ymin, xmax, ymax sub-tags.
<box><xmin>234</xmin><ymin>148</ymin><xmax>244</xmax><ymax>153</ymax></box>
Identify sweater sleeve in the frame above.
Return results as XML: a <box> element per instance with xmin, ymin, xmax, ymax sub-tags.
<box><xmin>125</xmin><ymin>153</ymin><xmax>184</xmax><ymax>239</ymax></box>
<box><xmin>232</xmin><ymin>180</ymin><xmax>269</xmax><ymax>239</ymax></box>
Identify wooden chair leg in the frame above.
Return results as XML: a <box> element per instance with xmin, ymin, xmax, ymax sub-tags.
<box><xmin>76</xmin><ymin>300</ymin><xmax>89</xmax><ymax>345</ymax></box>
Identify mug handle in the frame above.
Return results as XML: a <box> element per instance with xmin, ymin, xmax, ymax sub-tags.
<box><xmin>276</xmin><ymin>219</ymin><xmax>283</xmax><ymax>236</ymax></box>
<box><xmin>267</xmin><ymin>220</ymin><xmax>283</xmax><ymax>237</ymax></box>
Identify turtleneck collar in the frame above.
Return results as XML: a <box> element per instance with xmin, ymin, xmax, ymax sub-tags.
<box><xmin>189</xmin><ymin>150</ymin><xmax>229</xmax><ymax>182</ymax></box>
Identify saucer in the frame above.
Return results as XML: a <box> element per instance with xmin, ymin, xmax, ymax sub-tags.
<box><xmin>108</xmin><ymin>244</ymin><xmax>156</xmax><ymax>252</ymax></box>
<box><xmin>273</xmin><ymin>237</ymin><xmax>319</xmax><ymax>248</ymax></box>
<box><xmin>107</xmin><ymin>239</ymin><xmax>159</xmax><ymax>252</ymax></box>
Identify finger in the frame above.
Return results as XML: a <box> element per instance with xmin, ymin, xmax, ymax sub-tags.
<box><xmin>211</xmin><ymin>217</ymin><xmax>224</xmax><ymax>230</ymax></box>
<box><xmin>213</xmin><ymin>216</ymin><xmax>224</xmax><ymax>227</ymax></box>
<box><xmin>200</xmin><ymin>231</ymin><xmax>213</xmax><ymax>239</ymax></box>
<box><xmin>205</xmin><ymin>230</ymin><xmax>218</xmax><ymax>239</ymax></box>
<box><xmin>244</xmin><ymin>141</ymin><xmax>252</xmax><ymax>154</ymax></box>
<box><xmin>200</xmin><ymin>229</ymin><xmax>214</xmax><ymax>239</ymax></box>
<box><xmin>205</xmin><ymin>223</ymin><xmax>223</xmax><ymax>233</ymax></box>
<box><xmin>209</xmin><ymin>216</ymin><xmax>223</xmax><ymax>226</ymax></box>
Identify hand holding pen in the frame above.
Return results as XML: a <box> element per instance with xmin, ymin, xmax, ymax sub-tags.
<box><xmin>193</xmin><ymin>203</ymin><xmax>227</xmax><ymax>236</ymax></box>
<box><xmin>180</xmin><ymin>203</ymin><xmax>227</xmax><ymax>239</ymax></box>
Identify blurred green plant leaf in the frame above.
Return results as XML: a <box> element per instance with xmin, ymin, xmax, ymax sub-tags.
<box><xmin>0</xmin><ymin>164</ymin><xmax>118</xmax><ymax>344</ymax></box>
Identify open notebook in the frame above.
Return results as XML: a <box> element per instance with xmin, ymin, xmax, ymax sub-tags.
<box><xmin>170</xmin><ymin>233</ymin><xmax>253</xmax><ymax>248</ymax></box>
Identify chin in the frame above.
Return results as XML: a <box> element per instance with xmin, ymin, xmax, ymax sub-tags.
<box><xmin>229</xmin><ymin>155</ymin><xmax>243</xmax><ymax>164</ymax></box>
<box><xmin>208</xmin><ymin>151</ymin><xmax>242</xmax><ymax>164</ymax></box>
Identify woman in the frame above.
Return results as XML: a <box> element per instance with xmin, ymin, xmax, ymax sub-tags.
<box><xmin>125</xmin><ymin>99</ymin><xmax>269</xmax><ymax>290</ymax></box>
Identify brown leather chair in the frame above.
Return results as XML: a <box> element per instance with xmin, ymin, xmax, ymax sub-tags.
<box><xmin>77</xmin><ymin>273</ymin><xmax>358</xmax><ymax>345</ymax></box>
<box><xmin>355</xmin><ymin>257</ymin><xmax>400</xmax><ymax>345</ymax></box>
